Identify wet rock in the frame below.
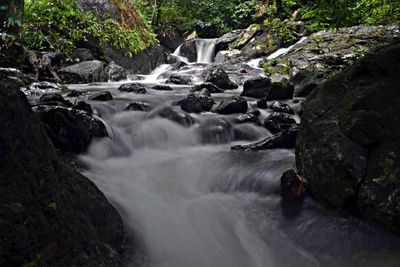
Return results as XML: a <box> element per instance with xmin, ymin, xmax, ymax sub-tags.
<box><xmin>89</xmin><ymin>91</ymin><xmax>113</xmax><ymax>101</ymax></box>
<box><xmin>236</xmin><ymin>111</ymin><xmax>261</xmax><ymax>124</ymax></box>
<box><xmin>215</xmin><ymin>96</ymin><xmax>248</xmax><ymax>115</ymax></box>
<box><xmin>150</xmin><ymin>106</ymin><xmax>195</xmax><ymax>127</ymax></box>
<box><xmin>118</xmin><ymin>83</ymin><xmax>147</xmax><ymax>94</ymax></box>
<box><xmin>215</xmin><ymin>30</ymin><xmax>242</xmax><ymax>53</ymax></box>
<box><xmin>125</xmin><ymin>102</ymin><xmax>151</xmax><ymax>112</ymax></box>
<box><xmin>214</xmin><ymin>49</ymin><xmax>243</xmax><ymax>64</ymax></box>
<box><xmin>267</xmin><ymin>75</ymin><xmax>294</xmax><ymax>100</ymax></box>
<box><xmin>257</xmin><ymin>97</ymin><xmax>268</xmax><ymax>109</ymax></box>
<box><xmin>242</xmin><ymin>76</ymin><xmax>271</xmax><ymax>98</ymax></box>
<box><xmin>179</xmin><ymin>39</ymin><xmax>197</xmax><ymax>62</ymax></box>
<box><xmin>166</xmin><ymin>73</ymin><xmax>192</xmax><ymax>85</ymax></box>
<box><xmin>176</xmin><ymin>94</ymin><xmax>215</xmax><ymax>113</ymax></box>
<box><xmin>198</xmin><ymin>118</ymin><xmax>234</xmax><ymax>144</ymax></box>
<box><xmin>194</xmin><ymin>88</ymin><xmax>211</xmax><ymax>97</ymax></box>
<box><xmin>105</xmin><ymin>61</ymin><xmax>127</xmax><ymax>81</ymax></box>
<box><xmin>270</xmin><ymin>101</ymin><xmax>294</xmax><ymax>114</ymax></box>
<box><xmin>38</xmin><ymin>93</ymin><xmax>73</xmax><ymax>107</ymax></box>
<box><xmin>23</xmin><ymin>81</ymin><xmax>65</xmax><ymax>96</ymax></box>
<box><xmin>264</xmin><ymin>112</ymin><xmax>297</xmax><ymax>134</ymax></box>
<box><xmin>0</xmin><ymin>78</ymin><xmax>129</xmax><ymax>267</ymax></box>
<box><xmin>241</xmin><ymin>31</ymin><xmax>283</xmax><ymax>58</ymax></box>
<box><xmin>204</xmin><ymin>66</ymin><xmax>238</xmax><ymax>89</ymax></box>
<box><xmin>280</xmin><ymin>169</ymin><xmax>305</xmax><ymax>200</ymax></box>
<box><xmin>152</xmin><ymin>85</ymin><xmax>173</xmax><ymax>91</ymax></box>
<box><xmin>292</xmin><ymin>70</ymin><xmax>322</xmax><ymax>97</ymax></box>
<box><xmin>231</xmin><ymin>125</ymin><xmax>298</xmax><ymax>151</ymax></box>
<box><xmin>296</xmin><ymin>43</ymin><xmax>400</xmax><ymax>234</ymax></box>
<box><xmin>66</xmin><ymin>89</ymin><xmax>84</xmax><ymax>97</ymax></box>
<box><xmin>230</xmin><ymin>24</ymin><xmax>262</xmax><ymax>49</ymax></box>
<box><xmin>71</xmin><ymin>48</ymin><xmax>94</xmax><ymax>62</ymax></box>
<box><xmin>191</xmin><ymin>82</ymin><xmax>224</xmax><ymax>94</ymax></box>
<box><xmin>74</xmin><ymin>100</ymin><xmax>93</xmax><ymax>114</ymax></box>
<box><xmin>59</xmin><ymin>60</ymin><xmax>106</xmax><ymax>84</ymax></box>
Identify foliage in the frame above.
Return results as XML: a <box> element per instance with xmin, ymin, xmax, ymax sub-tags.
<box><xmin>22</xmin><ymin>0</ymin><xmax>156</xmax><ymax>56</ymax></box>
<box><xmin>263</xmin><ymin>17</ymin><xmax>297</xmax><ymax>44</ymax></box>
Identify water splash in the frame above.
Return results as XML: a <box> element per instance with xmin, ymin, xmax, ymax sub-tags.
<box><xmin>196</xmin><ymin>39</ymin><xmax>216</xmax><ymax>64</ymax></box>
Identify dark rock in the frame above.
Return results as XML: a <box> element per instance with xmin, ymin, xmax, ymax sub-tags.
<box><xmin>38</xmin><ymin>93</ymin><xmax>73</xmax><ymax>107</ymax></box>
<box><xmin>158</xmin><ymin>31</ymin><xmax>185</xmax><ymax>51</ymax></box>
<box><xmin>231</xmin><ymin>125</ymin><xmax>298</xmax><ymax>151</ymax></box>
<box><xmin>191</xmin><ymin>82</ymin><xmax>224</xmax><ymax>94</ymax></box>
<box><xmin>241</xmin><ymin>31</ymin><xmax>283</xmax><ymax>58</ymax></box>
<box><xmin>215</xmin><ymin>30</ymin><xmax>242</xmax><ymax>53</ymax></box>
<box><xmin>71</xmin><ymin>48</ymin><xmax>94</xmax><ymax>62</ymax></box>
<box><xmin>292</xmin><ymin>70</ymin><xmax>321</xmax><ymax>97</ymax></box>
<box><xmin>89</xmin><ymin>91</ymin><xmax>113</xmax><ymax>101</ymax></box>
<box><xmin>194</xmin><ymin>88</ymin><xmax>211</xmax><ymax>97</ymax></box>
<box><xmin>176</xmin><ymin>94</ymin><xmax>215</xmax><ymax>113</ymax></box>
<box><xmin>215</xmin><ymin>96</ymin><xmax>248</xmax><ymax>115</ymax></box>
<box><xmin>257</xmin><ymin>97</ymin><xmax>268</xmax><ymax>109</ymax></box>
<box><xmin>264</xmin><ymin>112</ymin><xmax>297</xmax><ymax>134</ymax></box>
<box><xmin>296</xmin><ymin>43</ymin><xmax>400</xmax><ymax>234</ymax></box>
<box><xmin>237</xmin><ymin>111</ymin><xmax>261</xmax><ymax>124</ymax></box>
<box><xmin>74</xmin><ymin>101</ymin><xmax>93</xmax><ymax>114</ymax></box>
<box><xmin>166</xmin><ymin>73</ymin><xmax>192</xmax><ymax>85</ymax></box>
<box><xmin>23</xmin><ymin>81</ymin><xmax>65</xmax><ymax>96</ymax></box>
<box><xmin>118</xmin><ymin>83</ymin><xmax>146</xmax><ymax>94</ymax></box>
<box><xmin>35</xmin><ymin>106</ymin><xmax>108</xmax><ymax>154</ymax></box>
<box><xmin>152</xmin><ymin>85</ymin><xmax>173</xmax><ymax>91</ymax></box>
<box><xmin>59</xmin><ymin>60</ymin><xmax>106</xmax><ymax>84</ymax></box>
<box><xmin>204</xmin><ymin>66</ymin><xmax>238</xmax><ymax>89</ymax></box>
<box><xmin>125</xmin><ymin>102</ymin><xmax>151</xmax><ymax>112</ymax></box>
<box><xmin>41</xmin><ymin>51</ymin><xmax>65</xmax><ymax>69</ymax></box>
<box><xmin>67</xmin><ymin>89</ymin><xmax>84</xmax><ymax>97</ymax></box>
<box><xmin>179</xmin><ymin>39</ymin><xmax>197</xmax><ymax>62</ymax></box>
<box><xmin>280</xmin><ymin>169</ymin><xmax>306</xmax><ymax>200</ymax></box>
<box><xmin>242</xmin><ymin>76</ymin><xmax>271</xmax><ymax>98</ymax></box>
<box><xmin>267</xmin><ymin>75</ymin><xmax>294</xmax><ymax>100</ymax></box>
<box><xmin>229</xmin><ymin>24</ymin><xmax>262</xmax><ymax>49</ymax></box>
<box><xmin>270</xmin><ymin>101</ymin><xmax>294</xmax><ymax>114</ymax></box>
<box><xmin>198</xmin><ymin>118</ymin><xmax>234</xmax><ymax>144</ymax></box>
<box><xmin>149</xmin><ymin>106</ymin><xmax>195</xmax><ymax>127</ymax></box>
<box><xmin>105</xmin><ymin>61</ymin><xmax>127</xmax><ymax>81</ymax></box>
<box><xmin>0</xmin><ymin>79</ymin><xmax>128</xmax><ymax>267</ymax></box>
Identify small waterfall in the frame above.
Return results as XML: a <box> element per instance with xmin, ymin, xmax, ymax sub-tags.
<box><xmin>144</xmin><ymin>64</ymin><xmax>173</xmax><ymax>82</ymax></box>
<box><xmin>196</xmin><ymin>39</ymin><xmax>216</xmax><ymax>64</ymax></box>
<box><xmin>172</xmin><ymin>44</ymin><xmax>189</xmax><ymax>64</ymax></box>
<box><xmin>267</xmin><ymin>37</ymin><xmax>307</xmax><ymax>60</ymax></box>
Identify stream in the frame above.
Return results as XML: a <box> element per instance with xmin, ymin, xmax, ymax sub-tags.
<box><xmin>68</xmin><ymin>39</ymin><xmax>400</xmax><ymax>267</ymax></box>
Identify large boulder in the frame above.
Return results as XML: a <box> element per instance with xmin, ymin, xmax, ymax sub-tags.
<box><xmin>118</xmin><ymin>83</ymin><xmax>146</xmax><ymax>94</ymax></box>
<box><xmin>179</xmin><ymin>39</ymin><xmax>197</xmax><ymax>62</ymax></box>
<box><xmin>176</xmin><ymin>94</ymin><xmax>215</xmax><ymax>113</ymax></box>
<box><xmin>0</xmin><ymin>78</ymin><xmax>129</xmax><ymax>266</ymax></box>
<box><xmin>229</xmin><ymin>24</ymin><xmax>262</xmax><ymax>50</ymax></box>
<box><xmin>204</xmin><ymin>66</ymin><xmax>238</xmax><ymax>89</ymax></box>
<box><xmin>105</xmin><ymin>61</ymin><xmax>127</xmax><ymax>81</ymax></box>
<box><xmin>215</xmin><ymin>30</ymin><xmax>242</xmax><ymax>53</ymax></box>
<box><xmin>296</xmin><ymin>43</ymin><xmax>400</xmax><ymax>234</ymax></box>
<box><xmin>59</xmin><ymin>60</ymin><xmax>106</xmax><ymax>83</ymax></box>
<box><xmin>166</xmin><ymin>73</ymin><xmax>192</xmax><ymax>85</ymax></box>
<box><xmin>265</xmin><ymin>112</ymin><xmax>297</xmax><ymax>134</ymax></box>
<box><xmin>242</xmin><ymin>76</ymin><xmax>271</xmax><ymax>98</ymax></box>
<box><xmin>215</xmin><ymin>96</ymin><xmax>248</xmax><ymax>115</ymax></box>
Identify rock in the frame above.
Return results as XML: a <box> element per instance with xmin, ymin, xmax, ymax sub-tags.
<box><xmin>194</xmin><ymin>88</ymin><xmax>211</xmax><ymax>97</ymax></box>
<box><xmin>198</xmin><ymin>118</ymin><xmax>234</xmax><ymax>144</ymax></box>
<box><xmin>0</xmin><ymin>79</ymin><xmax>128</xmax><ymax>267</ymax></box>
<box><xmin>166</xmin><ymin>73</ymin><xmax>192</xmax><ymax>85</ymax></box>
<box><xmin>280</xmin><ymin>169</ymin><xmax>306</xmax><ymax>200</ymax></box>
<box><xmin>204</xmin><ymin>66</ymin><xmax>238</xmax><ymax>89</ymax></box>
<box><xmin>241</xmin><ymin>31</ymin><xmax>283</xmax><ymax>58</ymax></box>
<box><xmin>237</xmin><ymin>111</ymin><xmax>261</xmax><ymax>124</ymax></box>
<box><xmin>89</xmin><ymin>91</ymin><xmax>113</xmax><ymax>101</ymax></box>
<box><xmin>292</xmin><ymin>70</ymin><xmax>322</xmax><ymax>97</ymax></box>
<box><xmin>118</xmin><ymin>83</ymin><xmax>146</xmax><ymax>94</ymax></box>
<box><xmin>270</xmin><ymin>101</ymin><xmax>294</xmax><ymax>114</ymax></box>
<box><xmin>71</xmin><ymin>48</ymin><xmax>94</xmax><ymax>62</ymax></box>
<box><xmin>176</xmin><ymin>94</ymin><xmax>215</xmax><ymax>113</ymax></box>
<box><xmin>149</xmin><ymin>106</ymin><xmax>195</xmax><ymax>127</ymax></box>
<box><xmin>76</xmin><ymin>0</ymin><xmax>121</xmax><ymax>21</ymax></box>
<box><xmin>257</xmin><ymin>97</ymin><xmax>268</xmax><ymax>109</ymax></box>
<box><xmin>34</xmin><ymin>105</ymin><xmax>108</xmax><ymax>153</ymax></box>
<box><xmin>267</xmin><ymin>75</ymin><xmax>294</xmax><ymax>100</ymax></box>
<box><xmin>59</xmin><ymin>60</ymin><xmax>106</xmax><ymax>84</ymax></box>
<box><xmin>214</xmin><ymin>49</ymin><xmax>243</xmax><ymax>64</ymax></box>
<box><xmin>215</xmin><ymin>96</ymin><xmax>248</xmax><ymax>115</ymax></box>
<box><xmin>23</xmin><ymin>81</ymin><xmax>65</xmax><ymax>96</ymax></box>
<box><xmin>105</xmin><ymin>61</ymin><xmax>127</xmax><ymax>81</ymax></box>
<box><xmin>229</xmin><ymin>24</ymin><xmax>262</xmax><ymax>49</ymax></box>
<box><xmin>38</xmin><ymin>93</ymin><xmax>73</xmax><ymax>107</ymax></box>
<box><xmin>296</xmin><ymin>43</ymin><xmax>400</xmax><ymax>234</ymax></box>
<box><xmin>191</xmin><ymin>82</ymin><xmax>224</xmax><ymax>94</ymax></box>
<box><xmin>242</xmin><ymin>76</ymin><xmax>271</xmax><ymax>98</ymax></box>
<box><xmin>74</xmin><ymin>100</ymin><xmax>93</xmax><ymax>114</ymax></box>
<box><xmin>231</xmin><ymin>125</ymin><xmax>298</xmax><ymax>151</ymax></box>
<box><xmin>66</xmin><ymin>89</ymin><xmax>84</xmax><ymax>97</ymax></box>
<box><xmin>152</xmin><ymin>85</ymin><xmax>173</xmax><ymax>91</ymax></box>
<box><xmin>215</xmin><ymin>30</ymin><xmax>242</xmax><ymax>53</ymax></box>
<box><xmin>125</xmin><ymin>102</ymin><xmax>151</xmax><ymax>112</ymax></box>
<box><xmin>179</xmin><ymin>39</ymin><xmax>197</xmax><ymax>62</ymax></box>
<box><xmin>264</xmin><ymin>112</ymin><xmax>297</xmax><ymax>133</ymax></box>
<box><xmin>158</xmin><ymin>31</ymin><xmax>185</xmax><ymax>51</ymax></box>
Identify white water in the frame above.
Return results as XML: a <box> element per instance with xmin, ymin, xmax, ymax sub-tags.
<box><xmin>196</xmin><ymin>39</ymin><xmax>216</xmax><ymax>64</ymax></box>
<box><xmin>172</xmin><ymin>44</ymin><xmax>190</xmax><ymax>64</ymax></box>
<box><xmin>143</xmin><ymin>64</ymin><xmax>173</xmax><ymax>82</ymax></box>
<box><xmin>267</xmin><ymin>37</ymin><xmax>307</xmax><ymax>60</ymax></box>
<box><xmin>71</xmin><ymin>37</ymin><xmax>400</xmax><ymax>267</ymax></box>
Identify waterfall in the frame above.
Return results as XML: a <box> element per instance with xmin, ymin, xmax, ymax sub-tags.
<box><xmin>196</xmin><ymin>39</ymin><xmax>216</xmax><ymax>64</ymax></box>
<box><xmin>267</xmin><ymin>37</ymin><xmax>307</xmax><ymax>60</ymax></box>
<box><xmin>172</xmin><ymin>44</ymin><xmax>190</xmax><ymax>64</ymax></box>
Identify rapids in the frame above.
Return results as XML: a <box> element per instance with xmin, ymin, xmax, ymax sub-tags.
<box><xmin>69</xmin><ymin>38</ymin><xmax>400</xmax><ymax>267</ymax></box>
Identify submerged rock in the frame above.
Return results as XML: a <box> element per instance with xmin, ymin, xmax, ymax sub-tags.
<box><xmin>0</xmin><ymin>79</ymin><xmax>129</xmax><ymax>266</ymax></box>
<box><xmin>215</xmin><ymin>96</ymin><xmax>248</xmax><ymax>115</ymax></box>
<box><xmin>89</xmin><ymin>91</ymin><xmax>113</xmax><ymax>101</ymax></box>
<box><xmin>296</xmin><ymin>42</ymin><xmax>400</xmax><ymax>234</ymax></box>
<box><xmin>149</xmin><ymin>106</ymin><xmax>195</xmax><ymax>127</ymax></box>
<box><xmin>152</xmin><ymin>85</ymin><xmax>173</xmax><ymax>91</ymax></box>
<box><xmin>198</xmin><ymin>118</ymin><xmax>234</xmax><ymax>144</ymax></box>
<box><xmin>118</xmin><ymin>83</ymin><xmax>147</xmax><ymax>94</ymax></box>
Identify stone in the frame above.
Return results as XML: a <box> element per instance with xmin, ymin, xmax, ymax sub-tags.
<box><xmin>149</xmin><ymin>106</ymin><xmax>195</xmax><ymax>127</ymax></box>
<box><xmin>118</xmin><ymin>83</ymin><xmax>146</xmax><ymax>94</ymax></box>
<box><xmin>198</xmin><ymin>118</ymin><xmax>234</xmax><ymax>144</ymax></box>
<box><xmin>204</xmin><ymin>66</ymin><xmax>238</xmax><ymax>89</ymax></box>
<box><xmin>280</xmin><ymin>169</ymin><xmax>306</xmax><ymax>200</ymax></box>
<box><xmin>71</xmin><ymin>48</ymin><xmax>94</xmax><ymax>62</ymax></box>
<box><xmin>215</xmin><ymin>96</ymin><xmax>248</xmax><ymax>115</ymax></box>
<box><xmin>236</xmin><ymin>111</ymin><xmax>261</xmax><ymax>124</ymax></box>
<box><xmin>152</xmin><ymin>85</ymin><xmax>173</xmax><ymax>91</ymax></box>
<box><xmin>89</xmin><ymin>91</ymin><xmax>113</xmax><ymax>101</ymax></box>
<box><xmin>270</xmin><ymin>101</ymin><xmax>294</xmax><ymax>114</ymax></box>
<box><xmin>191</xmin><ymin>82</ymin><xmax>224</xmax><ymax>94</ymax></box>
<box><xmin>242</xmin><ymin>76</ymin><xmax>271</xmax><ymax>98</ymax></box>
<box><xmin>38</xmin><ymin>93</ymin><xmax>73</xmax><ymax>107</ymax></box>
<box><xmin>23</xmin><ymin>81</ymin><xmax>65</xmax><ymax>96</ymax></box>
<box><xmin>59</xmin><ymin>60</ymin><xmax>106</xmax><ymax>84</ymax></box>
<box><xmin>267</xmin><ymin>75</ymin><xmax>294</xmax><ymax>100</ymax></box>
<box><xmin>176</xmin><ymin>94</ymin><xmax>215</xmax><ymax>113</ymax></box>
<box><xmin>179</xmin><ymin>39</ymin><xmax>197</xmax><ymax>62</ymax></box>
<box><xmin>166</xmin><ymin>73</ymin><xmax>192</xmax><ymax>85</ymax></box>
<box><xmin>74</xmin><ymin>100</ymin><xmax>93</xmax><ymax>114</ymax></box>
<box><xmin>229</xmin><ymin>24</ymin><xmax>262</xmax><ymax>49</ymax></box>
<box><xmin>125</xmin><ymin>102</ymin><xmax>151</xmax><ymax>112</ymax></box>
<box><xmin>264</xmin><ymin>112</ymin><xmax>297</xmax><ymax>134</ymax></box>
<box><xmin>296</xmin><ymin>43</ymin><xmax>400</xmax><ymax>234</ymax></box>
<box><xmin>105</xmin><ymin>61</ymin><xmax>127</xmax><ymax>81</ymax></box>
<box><xmin>215</xmin><ymin>30</ymin><xmax>242</xmax><ymax>53</ymax></box>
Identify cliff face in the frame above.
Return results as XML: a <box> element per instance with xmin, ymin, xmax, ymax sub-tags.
<box><xmin>296</xmin><ymin>42</ymin><xmax>400</xmax><ymax>234</ymax></box>
<box><xmin>0</xmin><ymin>75</ymin><xmax>130</xmax><ymax>266</ymax></box>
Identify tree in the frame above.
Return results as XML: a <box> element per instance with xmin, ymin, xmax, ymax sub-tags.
<box><xmin>0</xmin><ymin>0</ymin><xmax>24</xmax><ymax>34</ymax></box>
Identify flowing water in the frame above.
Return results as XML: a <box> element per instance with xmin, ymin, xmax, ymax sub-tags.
<box><xmin>68</xmin><ymin>39</ymin><xmax>400</xmax><ymax>267</ymax></box>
